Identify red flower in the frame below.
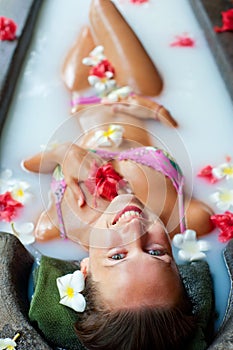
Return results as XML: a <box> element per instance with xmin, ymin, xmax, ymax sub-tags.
<box><xmin>211</xmin><ymin>211</ymin><xmax>233</xmax><ymax>242</ymax></box>
<box><xmin>170</xmin><ymin>34</ymin><xmax>195</xmax><ymax>47</ymax></box>
<box><xmin>197</xmin><ymin>165</ymin><xmax>218</xmax><ymax>184</ymax></box>
<box><xmin>0</xmin><ymin>16</ymin><xmax>17</xmax><ymax>41</ymax></box>
<box><xmin>90</xmin><ymin>59</ymin><xmax>115</xmax><ymax>79</ymax></box>
<box><xmin>0</xmin><ymin>192</ymin><xmax>23</xmax><ymax>222</ymax></box>
<box><xmin>85</xmin><ymin>162</ymin><xmax>124</xmax><ymax>202</ymax></box>
<box><xmin>130</xmin><ymin>0</ymin><xmax>149</xmax><ymax>3</ymax></box>
<box><xmin>214</xmin><ymin>8</ymin><xmax>233</xmax><ymax>33</ymax></box>
<box><xmin>95</xmin><ymin>163</ymin><xmax>124</xmax><ymax>201</ymax></box>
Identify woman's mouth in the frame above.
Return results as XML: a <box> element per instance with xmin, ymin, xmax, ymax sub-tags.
<box><xmin>112</xmin><ymin>205</ymin><xmax>142</xmax><ymax>225</ymax></box>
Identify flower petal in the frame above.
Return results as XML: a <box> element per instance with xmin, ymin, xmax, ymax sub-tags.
<box><xmin>216</xmin><ymin>201</ymin><xmax>231</xmax><ymax>211</ymax></box>
<box><xmin>70</xmin><ymin>293</ymin><xmax>86</xmax><ymax>312</ymax></box>
<box><xmin>60</xmin><ymin>293</ymin><xmax>86</xmax><ymax>312</ymax></box>
<box><xmin>212</xmin><ymin>167</ymin><xmax>224</xmax><ymax>179</ymax></box>
<box><xmin>56</xmin><ymin>274</ymin><xmax>73</xmax><ymax>298</ymax></box>
<box><xmin>0</xmin><ymin>338</ymin><xmax>16</xmax><ymax>348</ymax></box>
<box><xmin>172</xmin><ymin>234</ymin><xmax>184</xmax><ymax>248</ymax></box>
<box><xmin>210</xmin><ymin>191</ymin><xmax>220</xmax><ymax>203</ymax></box>
<box><xmin>178</xmin><ymin>249</ymin><xmax>192</xmax><ymax>261</ymax></box>
<box><xmin>70</xmin><ymin>270</ymin><xmax>85</xmax><ymax>292</ymax></box>
<box><xmin>190</xmin><ymin>252</ymin><xmax>206</xmax><ymax>261</ymax></box>
<box><xmin>183</xmin><ymin>229</ymin><xmax>197</xmax><ymax>241</ymax></box>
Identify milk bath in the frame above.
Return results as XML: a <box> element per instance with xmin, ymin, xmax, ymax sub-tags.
<box><xmin>0</xmin><ymin>0</ymin><xmax>233</xmax><ymax>330</ymax></box>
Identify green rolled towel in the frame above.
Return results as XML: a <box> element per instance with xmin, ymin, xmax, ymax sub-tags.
<box><xmin>29</xmin><ymin>256</ymin><xmax>215</xmax><ymax>350</ymax></box>
<box><xmin>29</xmin><ymin>257</ymin><xmax>86</xmax><ymax>350</ymax></box>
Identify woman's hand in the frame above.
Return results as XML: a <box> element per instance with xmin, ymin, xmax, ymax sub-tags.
<box><xmin>57</xmin><ymin>143</ymin><xmax>102</xmax><ymax>207</ymax></box>
<box><xmin>23</xmin><ymin>143</ymin><xmax>102</xmax><ymax>207</ymax></box>
<box><xmin>110</xmin><ymin>95</ymin><xmax>178</xmax><ymax>127</ymax></box>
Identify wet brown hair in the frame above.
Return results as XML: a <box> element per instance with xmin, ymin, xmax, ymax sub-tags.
<box><xmin>75</xmin><ymin>275</ymin><xmax>196</xmax><ymax>350</ymax></box>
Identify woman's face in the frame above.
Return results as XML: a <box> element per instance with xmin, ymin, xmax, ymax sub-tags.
<box><xmin>83</xmin><ymin>194</ymin><xmax>183</xmax><ymax>310</ymax></box>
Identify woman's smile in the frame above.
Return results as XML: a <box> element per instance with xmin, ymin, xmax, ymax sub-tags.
<box><xmin>111</xmin><ymin>205</ymin><xmax>142</xmax><ymax>226</ymax></box>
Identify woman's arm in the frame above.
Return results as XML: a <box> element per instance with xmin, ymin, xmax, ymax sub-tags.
<box><xmin>110</xmin><ymin>95</ymin><xmax>178</xmax><ymax>128</ymax></box>
<box><xmin>23</xmin><ymin>143</ymin><xmax>103</xmax><ymax>207</ymax></box>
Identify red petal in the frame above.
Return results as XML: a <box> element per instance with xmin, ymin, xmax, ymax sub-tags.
<box><xmin>211</xmin><ymin>211</ymin><xmax>233</xmax><ymax>242</ymax></box>
<box><xmin>170</xmin><ymin>35</ymin><xmax>195</xmax><ymax>47</ymax></box>
<box><xmin>0</xmin><ymin>17</ymin><xmax>17</xmax><ymax>41</ymax></box>
<box><xmin>0</xmin><ymin>191</ymin><xmax>23</xmax><ymax>222</ymax></box>
<box><xmin>214</xmin><ymin>9</ymin><xmax>233</xmax><ymax>33</ymax></box>
<box><xmin>197</xmin><ymin>165</ymin><xmax>218</xmax><ymax>184</ymax></box>
<box><xmin>90</xmin><ymin>59</ymin><xmax>115</xmax><ymax>78</ymax></box>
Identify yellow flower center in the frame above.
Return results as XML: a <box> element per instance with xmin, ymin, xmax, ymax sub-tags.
<box><xmin>15</xmin><ymin>188</ymin><xmax>24</xmax><ymax>198</ymax></box>
<box><xmin>103</xmin><ymin>128</ymin><xmax>114</xmax><ymax>137</ymax></box>
<box><xmin>66</xmin><ymin>286</ymin><xmax>74</xmax><ymax>298</ymax></box>
<box><xmin>223</xmin><ymin>167</ymin><xmax>233</xmax><ymax>176</ymax></box>
<box><xmin>219</xmin><ymin>192</ymin><xmax>233</xmax><ymax>202</ymax></box>
<box><xmin>183</xmin><ymin>241</ymin><xmax>199</xmax><ymax>254</ymax></box>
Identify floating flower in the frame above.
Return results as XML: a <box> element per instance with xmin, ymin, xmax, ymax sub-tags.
<box><xmin>214</xmin><ymin>9</ymin><xmax>233</xmax><ymax>33</ymax></box>
<box><xmin>85</xmin><ymin>162</ymin><xmax>126</xmax><ymax>202</ymax></box>
<box><xmin>0</xmin><ymin>192</ymin><xmax>23</xmax><ymax>222</ymax></box>
<box><xmin>170</xmin><ymin>34</ymin><xmax>195</xmax><ymax>47</ymax></box>
<box><xmin>0</xmin><ymin>17</ymin><xmax>17</xmax><ymax>41</ymax></box>
<box><xmin>82</xmin><ymin>45</ymin><xmax>106</xmax><ymax>66</ymax></box>
<box><xmin>130</xmin><ymin>0</ymin><xmax>149</xmax><ymax>3</ymax></box>
<box><xmin>210</xmin><ymin>188</ymin><xmax>233</xmax><ymax>211</ymax></box>
<box><xmin>11</xmin><ymin>222</ymin><xmax>35</xmax><ymax>245</ymax></box>
<box><xmin>88</xmin><ymin>74</ymin><xmax>116</xmax><ymax>95</ymax></box>
<box><xmin>91</xmin><ymin>125</ymin><xmax>124</xmax><ymax>147</ymax></box>
<box><xmin>173</xmin><ymin>229</ymin><xmax>210</xmax><ymax>262</ymax></box>
<box><xmin>211</xmin><ymin>211</ymin><xmax>233</xmax><ymax>243</ymax></box>
<box><xmin>89</xmin><ymin>59</ymin><xmax>115</xmax><ymax>79</ymax></box>
<box><xmin>56</xmin><ymin>270</ymin><xmax>86</xmax><ymax>312</ymax></box>
<box><xmin>0</xmin><ymin>169</ymin><xmax>32</xmax><ymax>204</ymax></box>
<box><xmin>212</xmin><ymin>162</ymin><xmax>233</xmax><ymax>181</ymax></box>
<box><xmin>197</xmin><ymin>165</ymin><xmax>219</xmax><ymax>184</ymax></box>
<box><xmin>10</xmin><ymin>180</ymin><xmax>32</xmax><ymax>204</ymax></box>
<box><xmin>40</xmin><ymin>140</ymin><xmax>59</xmax><ymax>152</ymax></box>
<box><xmin>104</xmin><ymin>86</ymin><xmax>132</xmax><ymax>103</ymax></box>
<box><xmin>0</xmin><ymin>333</ymin><xmax>20</xmax><ymax>350</ymax></box>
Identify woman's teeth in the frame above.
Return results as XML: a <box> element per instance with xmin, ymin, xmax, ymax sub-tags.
<box><xmin>114</xmin><ymin>210</ymin><xmax>141</xmax><ymax>224</ymax></box>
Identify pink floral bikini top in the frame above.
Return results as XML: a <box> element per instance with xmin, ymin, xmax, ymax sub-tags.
<box><xmin>51</xmin><ymin>146</ymin><xmax>185</xmax><ymax>239</ymax></box>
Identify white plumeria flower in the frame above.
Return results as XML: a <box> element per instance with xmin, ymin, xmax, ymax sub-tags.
<box><xmin>12</xmin><ymin>222</ymin><xmax>35</xmax><ymax>245</ymax></box>
<box><xmin>0</xmin><ymin>333</ymin><xmax>20</xmax><ymax>350</ymax></box>
<box><xmin>82</xmin><ymin>45</ymin><xmax>106</xmax><ymax>66</ymax></box>
<box><xmin>56</xmin><ymin>270</ymin><xmax>86</xmax><ymax>312</ymax></box>
<box><xmin>212</xmin><ymin>162</ymin><xmax>233</xmax><ymax>180</ymax></box>
<box><xmin>11</xmin><ymin>181</ymin><xmax>32</xmax><ymax>204</ymax></box>
<box><xmin>173</xmin><ymin>229</ymin><xmax>210</xmax><ymax>262</ymax></box>
<box><xmin>40</xmin><ymin>140</ymin><xmax>59</xmax><ymax>152</ymax></box>
<box><xmin>106</xmin><ymin>86</ymin><xmax>132</xmax><ymax>102</ymax></box>
<box><xmin>88</xmin><ymin>75</ymin><xmax>116</xmax><ymax>95</ymax></box>
<box><xmin>0</xmin><ymin>339</ymin><xmax>16</xmax><ymax>350</ymax></box>
<box><xmin>92</xmin><ymin>124</ymin><xmax>125</xmax><ymax>147</ymax></box>
<box><xmin>0</xmin><ymin>170</ymin><xmax>32</xmax><ymax>205</ymax></box>
<box><xmin>210</xmin><ymin>188</ymin><xmax>233</xmax><ymax>211</ymax></box>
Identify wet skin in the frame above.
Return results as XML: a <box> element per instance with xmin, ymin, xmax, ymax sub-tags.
<box><xmin>82</xmin><ymin>194</ymin><xmax>184</xmax><ymax>310</ymax></box>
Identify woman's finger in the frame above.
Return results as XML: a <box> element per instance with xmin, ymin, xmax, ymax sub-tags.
<box><xmin>111</xmin><ymin>96</ymin><xmax>178</xmax><ymax>127</ymax></box>
<box><xmin>68</xmin><ymin>178</ymin><xmax>86</xmax><ymax>207</ymax></box>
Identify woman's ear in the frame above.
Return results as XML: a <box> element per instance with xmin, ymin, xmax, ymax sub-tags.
<box><xmin>80</xmin><ymin>257</ymin><xmax>90</xmax><ymax>278</ymax></box>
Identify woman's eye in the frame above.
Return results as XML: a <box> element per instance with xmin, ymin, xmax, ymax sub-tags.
<box><xmin>111</xmin><ymin>253</ymin><xmax>126</xmax><ymax>260</ymax></box>
<box><xmin>147</xmin><ymin>249</ymin><xmax>166</xmax><ymax>256</ymax></box>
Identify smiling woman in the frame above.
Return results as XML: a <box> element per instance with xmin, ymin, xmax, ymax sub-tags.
<box><xmin>23</xmin><ymin>102</ymin><xmax>215</xmax><ymax>349</ymax></box>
